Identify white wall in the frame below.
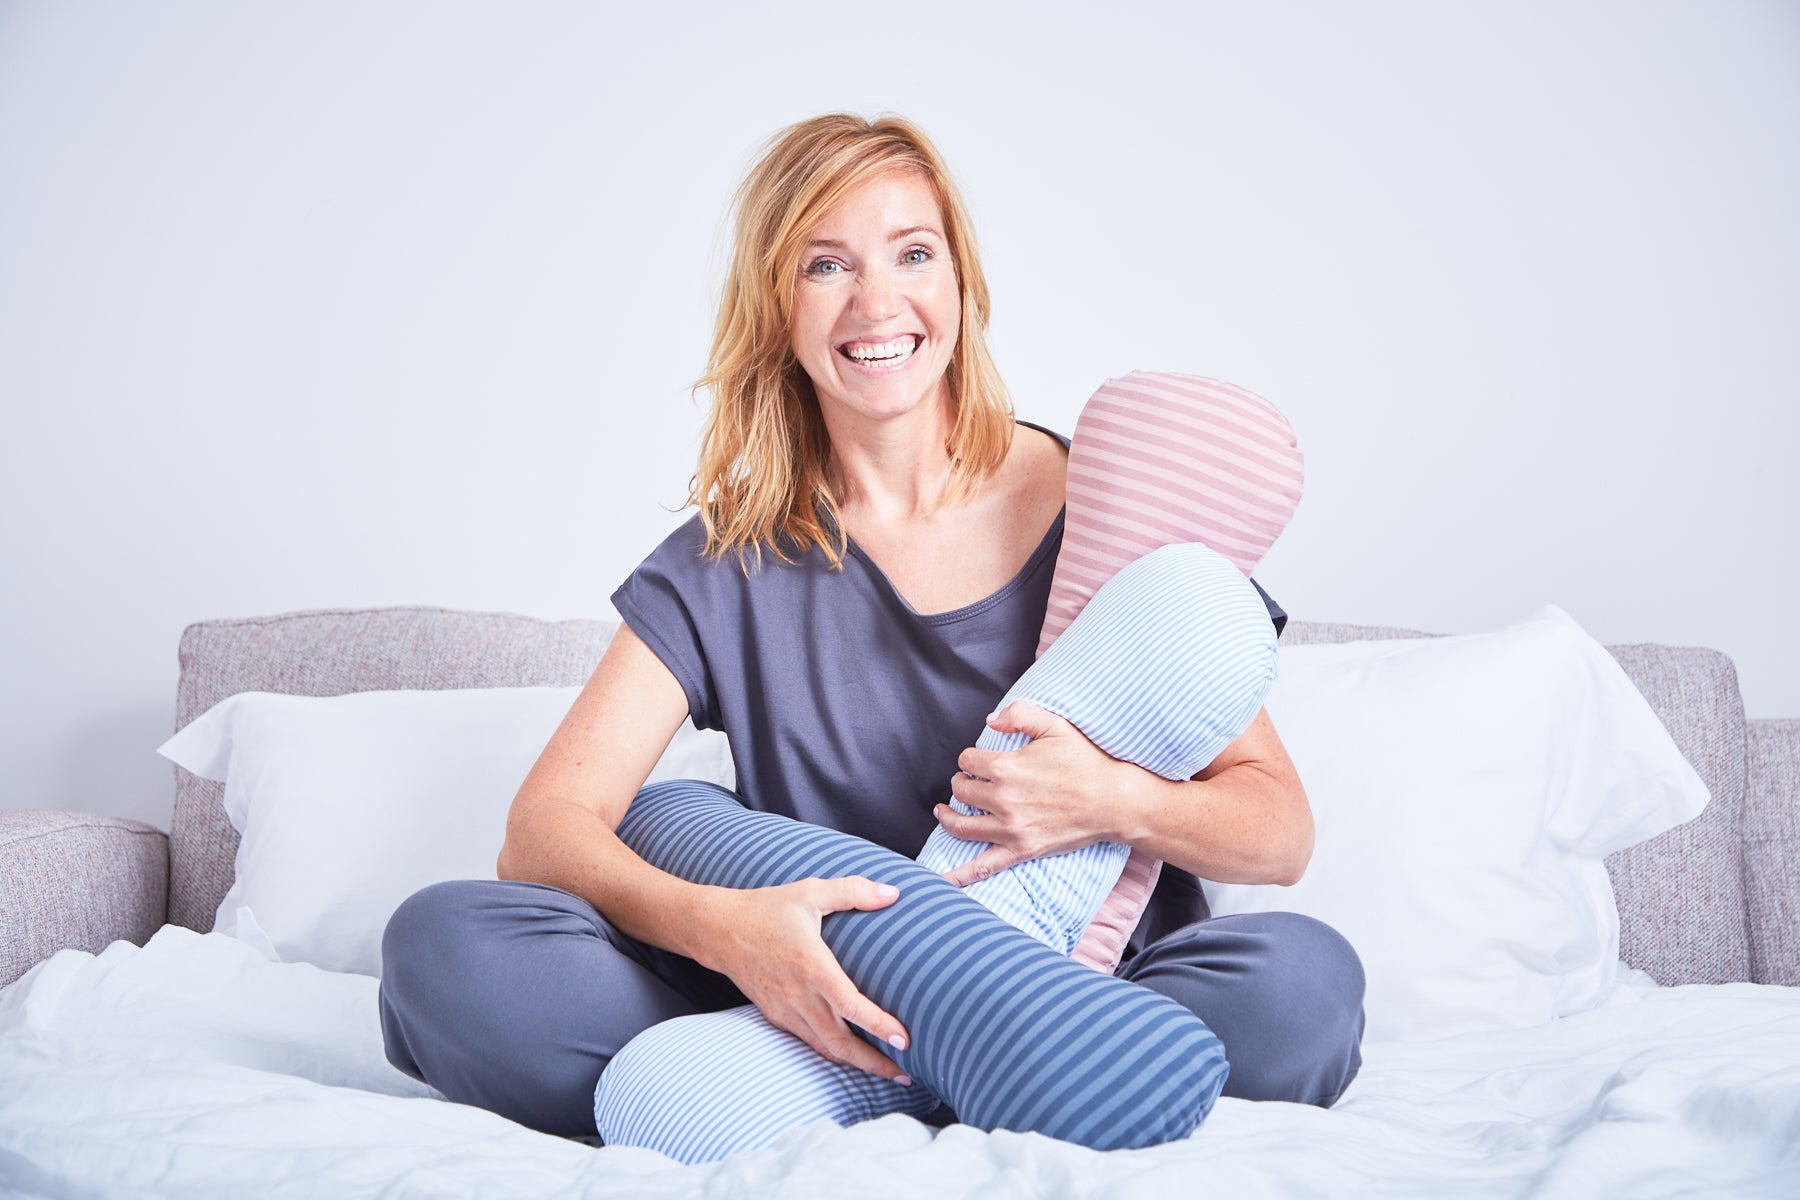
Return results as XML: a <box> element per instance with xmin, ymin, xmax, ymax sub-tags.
<box><xmin>3</xmin><ymin>0</ymin><xmax>1795</xmax><ymax>831</ymax></box>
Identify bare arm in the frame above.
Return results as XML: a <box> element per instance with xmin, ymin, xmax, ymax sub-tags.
<box><xmin>496</xmin><ymin>623</ymin><xmax>710</xmax><ymax>948</ymax></box>
<box><xmin>938</xmin><ymin>704</ymin><xmax>1313</xmax><ymax>887</ymax></box>
<box><xmin>497</xmin><ymin>623</ymin><xmax>912</xmax><ymax>1080</ymax></box>
<box><xmin>1116</xmin><ymin>706</ymin><xmax>1313</xmax><ymax>886</ymax></box>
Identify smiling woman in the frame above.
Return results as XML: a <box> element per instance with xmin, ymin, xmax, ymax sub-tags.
<box><xmin>376</xmin><ymin>112</ymin><xmax>1363</xmax><ymax>1152</ymax></box>
<box><xmin>789</xmin><ymin>174</ymin><xmax>961</xmax><ymax>424</ymax></box>
<box><xmin>686</xmin><ymin>114</ymin><xmax>1013</xmax><ymax>576</ymax></box>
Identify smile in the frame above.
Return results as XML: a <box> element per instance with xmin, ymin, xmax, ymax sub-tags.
<box><xmin>837</xmin><ymin>334</ymin><xmax>922</xmax><ymax>369</ymax></box>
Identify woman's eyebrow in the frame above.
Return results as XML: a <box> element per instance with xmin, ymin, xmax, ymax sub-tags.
<box><xmin>805</xmin><ymin>225</ymin><xmax>945</xmax><ymax>251</ymax></box>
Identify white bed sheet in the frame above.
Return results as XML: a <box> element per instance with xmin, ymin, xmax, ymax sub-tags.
<box><xmin>2</xmin><ymin>927</ymin><xmax>1797</xmax><ymax>1199</ymax></box>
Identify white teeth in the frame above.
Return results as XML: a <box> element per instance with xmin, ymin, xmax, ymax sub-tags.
<box><xmin>845</xmin><ymin>336</ymin><xmax>918</xmax><ymax>362</ymax></box>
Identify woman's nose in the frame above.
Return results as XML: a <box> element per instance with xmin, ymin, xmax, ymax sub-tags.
<box><xmin>852</xmin><ymin>265</ymin><xmax>901</xmax><ymax>321</ymax></box>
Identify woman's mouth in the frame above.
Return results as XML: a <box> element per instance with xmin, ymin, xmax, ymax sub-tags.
<box><xmin>837</xmin><ymin>334</ymin><xmax>922</xmax><ymax>372</ymax></box>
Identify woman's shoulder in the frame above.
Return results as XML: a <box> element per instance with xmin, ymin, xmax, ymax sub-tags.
<box><xmin>624</xmin><ymin>514</ymin><xmax>740</xmax><ymax>600</ymax></box>
<box><xmin>1000</xmin><ymin>419</ymin><xmax>1070</xmax><ymax>529</ymax></box>
<box><xmin>1015</xmin><ymin>415</ymin><xmax>1065</xmax><ymax>447</ymax></box>
<box><xmin>628</xmin><ymin>511</ymin><xmax>830</xmax><ymax>594</ymax></box>
<box><xmin>636</xmin><ymin>512</ymin><xmax>711</xmax><ymax>568</ymax></box>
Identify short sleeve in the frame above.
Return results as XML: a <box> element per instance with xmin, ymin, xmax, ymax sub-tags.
<box><xmin>610</xmin><ymin>526</ymin><xmax>722</xmax><ymax>730</ymax></box>
<box><xmin>1248</xmin><ymin>577</ymin><xmax>1287</xmax><ymax>639</ymax></box>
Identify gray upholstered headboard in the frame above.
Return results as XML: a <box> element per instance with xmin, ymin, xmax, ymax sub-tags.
<box><xmin>169</xmin><ymin>608</ymin><xmax>1781</xmax><ymax>986</ymax></box>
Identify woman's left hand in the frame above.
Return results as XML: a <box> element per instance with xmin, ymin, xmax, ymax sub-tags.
<box><xmin>936</xmin><ymin>700</ymin><xmax>1136</xmax><ymax>887</ymax></box>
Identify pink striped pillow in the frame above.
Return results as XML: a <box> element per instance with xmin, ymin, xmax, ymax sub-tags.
<box><xmin>1046</xmin><ymin>372</ymin><xmax>1305</xmax><ymax>972</ymax></box>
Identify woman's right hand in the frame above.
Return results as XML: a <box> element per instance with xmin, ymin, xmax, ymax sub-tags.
<box><xmin>698</xmin><ymin>876</ymin><xmax>914</xmax><ymax>1085</ymax></box>
<box><xmin>502</xmin><ymin>627</ymin><xmax>912</xmax><ymax>1083</ymax></box>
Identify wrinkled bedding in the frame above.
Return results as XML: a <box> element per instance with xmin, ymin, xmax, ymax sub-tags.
<box><xmin>2</xmin><ymin>928</ymin><xmax>1798</xmax><ymax>1199</ymax></box>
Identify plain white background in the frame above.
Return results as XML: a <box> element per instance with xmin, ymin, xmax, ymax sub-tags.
<box><xmin>2</xmin><ymin>1</ymin><xmax>1795</xmax><ymax>830</ymax></box>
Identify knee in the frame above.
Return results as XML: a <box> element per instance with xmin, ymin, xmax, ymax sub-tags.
<box><xmin>380</xmin><ymin>879</ymin><xmax>490</xmax><ymax>985</ymax></box>
<box><xmin>377</xmin><ymin>880</ymin><xmax>496</xmax><ymax>1079</ymax></box>
<box><xmin>1154</xmin><ymin>910</ymin><xmax>1364</xmax><ymax>1005</ymax></box>
<box><xmin>1139</xmin><ymin>912</ymin><xmax>1366</xmax><ymax>1107</ymax></box>
<box><xmin>378</xmin><ymin>878</ymin><xmax>580</xmax><ymax>1022</ymax></box>
<box><xmin>1260</xmin><ymin>912</ymin><xmax>1366</xmax><ymax>1011</ymax></box>
<box><xmin>1238</xmin><ymin>913</ymin><xmax>1365</xmax><ymax>1106</ymax></box>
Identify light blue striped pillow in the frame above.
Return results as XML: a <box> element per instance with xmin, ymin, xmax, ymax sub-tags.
<box><xmin>917</xmin><ymin>543</ymin><xmax>1277</xmax><ymax>954</ymax></box>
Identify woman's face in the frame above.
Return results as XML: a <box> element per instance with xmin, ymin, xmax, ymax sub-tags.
<box><xmin>789</xmin><ymin>170</ymin><xmax>961</xmax><ymax>431</ymax></box>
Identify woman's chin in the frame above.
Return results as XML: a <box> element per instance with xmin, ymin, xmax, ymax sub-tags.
<box><xmin>820</xmin><ymin>377</ymin><xmax>952</xmax><ymax>427</ymax></box>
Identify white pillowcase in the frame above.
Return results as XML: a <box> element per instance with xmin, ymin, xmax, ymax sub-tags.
<box><xmin>1203</xmin><ymin>605</ymin><xmax>1709</xmax><ymax>1043</ymax></box>
<box><xmin>157</xmin><ymin>687</ymin><xmax>734</xmax><ymax>978</ymax></box>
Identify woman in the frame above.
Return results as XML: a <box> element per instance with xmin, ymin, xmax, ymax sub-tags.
<box><xmin>378</xmin><ymin>112</ymin><xmax>1365</xmax><ymax>1141</ymax></box>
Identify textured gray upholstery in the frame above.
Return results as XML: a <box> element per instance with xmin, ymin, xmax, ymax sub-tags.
<box><xmin>1746</xmin><ymin>719</ymin><xmax>1800</xmax><ymax>985</ymax></box>
<box><xmin>1</xmin><ymin>810</ymin><xmax>168</xmax><ymax>987</ymax></box>
<box><xmin>1601</xmin><ymin>644</ymin><xmax>1750</xmax><ymax>983</ymax></box>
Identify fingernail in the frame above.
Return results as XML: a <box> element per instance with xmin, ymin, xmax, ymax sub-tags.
<box><xmin>875</xmin><ymin>883</ymin><xmax>898</xmax><ymax>900</ymax></box>
<box><xmin>896</xmin><ymin>1075</ymin><xmax>913</xmax><ymax>1087</ymax></box>
<box><xmin>985</xmin><ymin>711</ymin><xmax>999</xmax><ymax>722</ymax></box>
<box><xmin>888</xmin><ymin>1034</ymin><xmax>907</xmax><ymax>1050</ymax></box>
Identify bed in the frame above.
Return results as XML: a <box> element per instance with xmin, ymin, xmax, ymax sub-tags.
<box><xmin>3</xmin><ymin>605</ymin><xmax>1798</xmax><ymax>1198</ymax></box>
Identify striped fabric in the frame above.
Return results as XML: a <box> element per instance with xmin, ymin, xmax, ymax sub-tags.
<box><xmin>595</xmin><ymin>544</ymin><xmax>1273</xmax><ymax>1162</ymax></box>
<box><xmin>1075</xmin><ymin>848</ymin><xmax>1162</xmax><ymax>971</ymax></box>
<box><xmin>918</xmin><ymin>544</ymin><xmax>1279</xmax><ymax>953</ymax></box>
<box><xmin>1053</xmin><ymin>372</ymin><xmax>1303</xmax><ymax>971</ymax></box>
<box><xmin>596</xmin><ymin>1005</ymin><xmax>941</xmax><ymax>1162</ymax></box>
<box><xmin>597</xmin><ymin>779</ymin><xmax>1230</xmax><ymax>1163</ymax></box>
<box><xmin>1042</xmin><ymin>371</ymin><xmax>1303</xmax><ymax>654</ymax></box>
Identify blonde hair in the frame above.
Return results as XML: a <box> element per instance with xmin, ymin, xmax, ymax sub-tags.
<box><xmin>688</xmin><ymin>112</ymin><xmax>1014</xmax><ymax>570</ymax></box>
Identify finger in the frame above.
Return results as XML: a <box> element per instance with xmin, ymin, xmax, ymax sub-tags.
<box><xmin>955</xmin><ymin>745</ymin><xmax>1003</xmax><ymax>777</ymax></box>
<box><xmin>986</xmin><ymin>699</ymin><xmax>1065</xmax><ymax>740</ymax></box>
<box><xmin>942</xmin><ymin>845</ymin><xmax>1021</xmax><ymax>889</ymax></box>
<box><xmin>833</xmin><ymin>977</ymin><xmax>912</xmax><ymax>1056</ymax></box>
<box><xmin>825</xmin><ymin>1019</ymin><xmax>913</xmax><ymax>1085</ymax></box>
<box><xmin>948</xmin><ymin>771</ymin><xmax>998</xmax><ymax>809</ymax></box>
<box><xmin>814</xmin><ymin>875</ymin><xmax>901</xmax><ymax>915</ymax></box>
<box><xmin>800</xmin><ymin>999</ymin><xmax>912</xmax><ymax>1085</ymax></box>
<box><xmin>934</xmin><ymin>801</ymin><xmax>998</xmax><ymax>842</ymax></box>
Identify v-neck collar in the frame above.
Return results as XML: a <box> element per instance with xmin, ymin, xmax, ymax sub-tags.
<box><xmin>838</xmin><ymin>419</ymin><xmax>1070</xmax><ymax>626</ymax></box>
<box><xmin>845</xmin><ymin>504</ymin><xmax>1066</xmax><ymax>626</ymax></box>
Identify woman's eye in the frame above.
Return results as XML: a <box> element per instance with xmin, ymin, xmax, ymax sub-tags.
<box><xmin>805</xmin><ymin>258</ymin><xmax>843</xmax><ymax>277</ymax></box>
<box><xmin>901</xmin><ymin>247</ymin><xmax>932</xmax><ymax>265</ymax></box>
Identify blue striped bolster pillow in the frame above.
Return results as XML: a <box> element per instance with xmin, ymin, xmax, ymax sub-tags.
<box><xmin>602</xmin><ymin>779</ymin><xmax>1229</xmax><ymax>1160</ymax></box>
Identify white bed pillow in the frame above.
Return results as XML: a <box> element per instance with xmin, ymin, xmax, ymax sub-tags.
<box><xmin>157</xmin><ymin>687</ymin><xmax>734</xmax><ymax>978</ymax></box>
<box><xmin>1203</xmin><ymin>605</ymin><xmax>1709</xmax><ymax>1043</ymax></box>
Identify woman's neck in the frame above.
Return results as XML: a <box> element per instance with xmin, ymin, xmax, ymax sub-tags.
<box><xmin>823</xmin><ymin>393</ymin><xmax>959</xmax><ymax>526</ymax></box>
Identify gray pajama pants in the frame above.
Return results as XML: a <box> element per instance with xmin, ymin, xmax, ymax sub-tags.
<box><xmin>378</xmin><ymin>874</ymin><xmax>1366</xmax><ymax>1138</ymax></box>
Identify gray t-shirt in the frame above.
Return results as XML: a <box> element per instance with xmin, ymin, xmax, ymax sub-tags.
<box><xmin>610</xmin><ymin>423</ymin><xmax>1286</xmax><ymax>943</ymax></box>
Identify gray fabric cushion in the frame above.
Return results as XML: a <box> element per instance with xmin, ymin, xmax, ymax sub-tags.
<box><xmin>1282</xmin><ymin>621</ymin><xmax>1751</xmax><ymax>985</ymax></box>
<box><xmin>1600</xmin><ymin>644</ymin><xmax>1750</xmax><ymax>984</ymax></box>
<box><xmin>1</xmin><ymin>810</ymin><xmax>169</xmax><ymax>988</ymax></box>
<box><xmin>1279</xmin><ymin>620</ymin><xmax>1434</xmax><ymax>646</ymax></box>
<box><xmin>1746</xmin><ymin>719</ymin><xmax>1800</xmax><ymax>985</ymax></box>
<box><xmin>169</xmin><ymin>607</ymin><xmax>617</xmax><ymax>932</ymax></box>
